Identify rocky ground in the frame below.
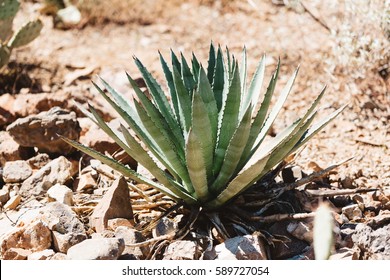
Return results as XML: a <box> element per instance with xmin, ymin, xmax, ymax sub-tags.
<box><xmin>0</xmin><ymin>0</ymin><xmax>389</xmax><ymax>260</ymax></box>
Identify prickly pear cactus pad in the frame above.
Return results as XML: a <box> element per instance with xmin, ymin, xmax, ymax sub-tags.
<box><xmin>0</xmin><ymin>0</ymin><xmax>20</xmax><ymax>20</ymax></box>
<box><xmin>8</xmin><ymin>19</ymin><xmax>43</xmax><ymax>49</ymax></box>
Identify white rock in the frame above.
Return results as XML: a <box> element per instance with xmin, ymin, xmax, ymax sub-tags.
<box><xmin>3</xmin><ymin>160</ymin><xmax>32</xmax><ymax>183</ymax></box>
<box><xmin>47</xmin><ymin>184</ymin><xmax>73</xmax><ymax>205</ymax></box>
<box><xmin>215</xmin><ymin>235</ymin><xmax>267</xmax><ymax>260</ymax></box>
<box><xmin>67</xmin><ymin>238</ymin><xmax>125</xmax><ymax>260</ymax></box>
<box><xmin>28</xmin><ymin>249</ymin><xmax>56</xmax><ymax>260</ymax></box>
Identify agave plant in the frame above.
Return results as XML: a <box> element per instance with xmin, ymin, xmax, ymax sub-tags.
<box><xmin>62</xmin><ymin>43</ymin><xmax>345</xmax><ymax>210</ymax></box>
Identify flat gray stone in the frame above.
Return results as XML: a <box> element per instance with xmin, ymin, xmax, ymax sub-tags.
<box><xmin>67</xmin><ymin>238</ymin><xmax>125</xmax><ymax>260</ymax></box>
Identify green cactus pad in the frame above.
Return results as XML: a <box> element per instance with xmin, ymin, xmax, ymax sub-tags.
<box><xmin>0</xmin><ymin>0</ymin><xmax>20</xmax><ymax>20</ymax></box>
<box><xmin>0</xmin><ymin>44</ymin><xmax>11</xmax><ymax>68</ymax></box>
<box><xmin>8</xmin><ymin>19</ymin><xmax>43</xmax><ymax>49</ymax></box>
<box><xmin>0</xmin><ymin>17</ymin><xmax>13</xmax><ymax>42</ymax></box>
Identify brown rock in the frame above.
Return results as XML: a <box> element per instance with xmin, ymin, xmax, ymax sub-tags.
<box><xmin>163</xmin><ymin>240</ymin><xmax>199</xmax><ymax>260</ymax></box>
<box><xmin>0</xmin><ymin>220</ymin><xmax>52</xmax><ymax>256</ymax></box>
<box><xmin>0</xmin><ymin>94</ymin><xmax>16</xmax><ymax>128</ymax></box>
<box><xmin>79</xmin><ymin>119</ymin><xmax>137</xmax><ymax>168</ymax></box>
<box><xmin>0</xmin><ymin>188</ymin><xmax>10</xmax><ymax>205</ymax></box>
<box><xmin>3</xmin><ymin>194</ymin><xmax>21</xmax><ymax>210</ymax></box>
<box><xmin>90</xmin><ymin>177</ymin><xmax>133</xmax><ymax>233</ymax></box>
<box><xmin>11</xmin><ymin>91</ymin><xmax>112</xmax><ymax>121</ymax></box>
<box><xmin>7</xmin><ymin>107</ymin><xmax>81</xmax><ymax>154</ymax></box>
<box><xmin>67</xmin><ymin>238</ymin><xmax>125</xmax><ymax>260</ymax></box>
<box><xmin>107</xmin><ymin>218</ymin><xmax>134</xmax><ymax>231</ymax></box>
<box><xmin>3</xmin><ymin>160</ymin><xmax>32</xmax><ymax>183</ymax></box>
<box><xmin>28</xmin><ymin>249</ymin><xmax>56</xmax><ymax>260</ymax></box>
<box><xmin>0</xmin><ymin>131</ymin><xmax>34</xmax><ymax>166</ymax></box>
<box><xmin>2</xmin><ymin>248</ymin><xmax>32</xmax><ymax>260</ymax></box>
<box><xmin>19</xmin><ymin>156</ymin><xmax>77</xmax><ymax>198</ymax></box>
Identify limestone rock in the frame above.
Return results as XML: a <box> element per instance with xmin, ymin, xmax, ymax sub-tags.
<box><xmin>3</xmin><ymin>160</ymin><xmax>32</xmax><ymax>183</ymax></box>
<box><xmin>28</xmin><ymin>249</ymin><xmax>56</xmax><ymax>260</ymax></box>
<box><xmin>67</xmin><ymin>238</ymin><xmax>125</xmax><ymax>260</ymax></box>
<box><xmin>19</xmin><ymin>156</ymin><xmax>77</xmax><ymax>198</ymax></box>
<box><xmin>47</xmin><ymin>184</ymin><xmax>73</xmax><ymax>205</ymax></box>
<box><xmin>7</xmin><ymin>107</ymin><xmax>81</xmax><ymax>154</ymax></box>
<box><xmin>90</xmin><ymin>177</ymin><xmax>133</xmax><ymax>233</ymax></box>
<box><xmin>0</xmin><ymin>131</ymin><xmax>33</xmax><ymax>166</ymax></box>
<box><xmin>27</xmin><ymin>153</ymin><xmax>51</xmax><ymax>169</ymax></box>
<box><xmin>75</xmin><ymin>168</ymin><xmax>97</xmax><ymax>193</ymax></box>
<box><xmin>114</xmin><ymin>226</ymin><xmax>148</xmax><ymax>259</ymax></box>
<box><xmin>352</xmin><ymin>223</ymin><xmax>390</xmax><ymax>259</ymax></box>
<box><xmin>41</xmin><ymin>202</ymin><xmax>87</xmax><ymax>253</ymax></box>
<box><xmin>0</xmin><ymin>220</ymin><xmax>52</xmax><ymax>257</ymax></box>
<box><xmin>163</xmin><ymin>240</ymin><xmax>199</xmax><ymax>260</ymax></box>
<box><xmin>49</xmin><ymin>252</ymin><xmax>69</xmax><ymax>260</ymax></box>
<box><xmin>329</xmin><ymin>247</ymin><xmax>358</xmax><ymax>260</ymax></box>
<box><xmin>214</xmin><ymin>234</ymin><xmax>267</xmax><ymax>260</ymax></box>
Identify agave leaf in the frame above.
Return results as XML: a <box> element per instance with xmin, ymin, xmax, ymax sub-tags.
<box><xmin>133</xmin><ymin>56</ymin><xmax>177</xmax><ymax>129</ymax></box>
<box><xmin>214</xmin><ymin>61</ymin><xmax>242</xmax><ymax>175</ymax></box>
<box><xmin>241</xmin><ymin>53</ymin><xmax>266</xmax><ymax>116</ymax></box>
<box><xmin>197</xmin><ymin>67</ymin><xmax>218</xmax><ymax>144</ymax></box>
<box><xmin>211</xmin><ymin>105</ymin><xmax>253</xmax><ymax>194</ymax></box>
<box><xmin>134</xmin><ymin>100</ymin><xmax>193</xmax><ymax>192</ymax></box>
<box><xmin>207</xmin><ymin>43</ymin><xmax>216</xmax><ymax>84</ymax></box>
<box><xmin>206</xmin><ymin>153</ymin><xmax>271</xmax><ymax>209</ymax></box>
<box><xmin>213</xmin><ymin>46</ymin><xmax>225</xmax><ymax>111</ymax></box>
<box><xmin>87</xmin><ymin>103</ymin><xmax>132</xmax><ymax>157</ymax></box>
<box><xmin>92</xmin><ymin>81</ymin><xmax>163</xmax><ymax>157</ymax></box>
<box><xmin>207</xmin><ymin>116</ymin><xmax>302</xmax><ymax>209</ymax></box>
<box><xmin>119</xmin><ymin>124</ymin><xmax>191</xmax><ymax>199</ymax></box>
<box><xmin>237</xmin><ymin>62</ymin><xmax>280</xmax><ymax>170</ymax></box>
<box><xmin>171</xmin><ymin>49</ymin><xmax>181</xmax><ymax>74</ymax></box>
<box><xmin>186</xmin><ymin>128</ymin><xmax>210</xmax><ymax>202</ymax></box>
<box><xmin>159</xmin><ymin>52</ymin><xmax>180</xmax><ymax>122</ymax></box>
<box><xmin>126</xmin><ymin>73</ymin><xmax>185</xmax><ymax>159</ymax></box>
<box><xmin>181</xmin><ymin>52</ymin><xmax>196</xmax><ymax>94</ymax></box>
<box><xmin>191</xmin><ymin>52</ymin><xmax>200</xmax><ymax>84</ymax></box>
<box><xmin>191</xmin><ymin>89</ymin><xmax>214</xmax><ymax>181</ymax></box>
<box><xmin>254</xmin><ymin>66</ymin><xmax>299</xmax><ymax>147</ymax></box>
<box><xmin>173</xmin><ymin>66</ymin><xmax>192</xmax><ymax>134</ymax></box>
<box><xmin>240</xmin><ymin>46</ymin><xmax>247</xmax><ymax>96</ymax></box>
<box><xmin>263</xmin><ymin>112</ymin><xmax>317</xmax><ymax>171</ymax></box>
<box><xmin>292</xmin><ymin>104</ymin><xmax>347</xmax><ymax>153</ymax></box>
<box><xmin>60</xmin><ymin>136</ymin><xmax>197</xmax><ymax>204</ymax></box>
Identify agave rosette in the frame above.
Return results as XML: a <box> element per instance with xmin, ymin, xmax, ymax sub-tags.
<box><xmin>62</xmin><ymin>43</ymin><xmax>345</xmax><ymax>210</ymax></box>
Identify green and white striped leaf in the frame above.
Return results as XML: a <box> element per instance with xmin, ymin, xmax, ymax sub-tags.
<box><xmin>186</xmin><ymin>128</ymin><xmax>210</xmax><ymax>202</ymax></box>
